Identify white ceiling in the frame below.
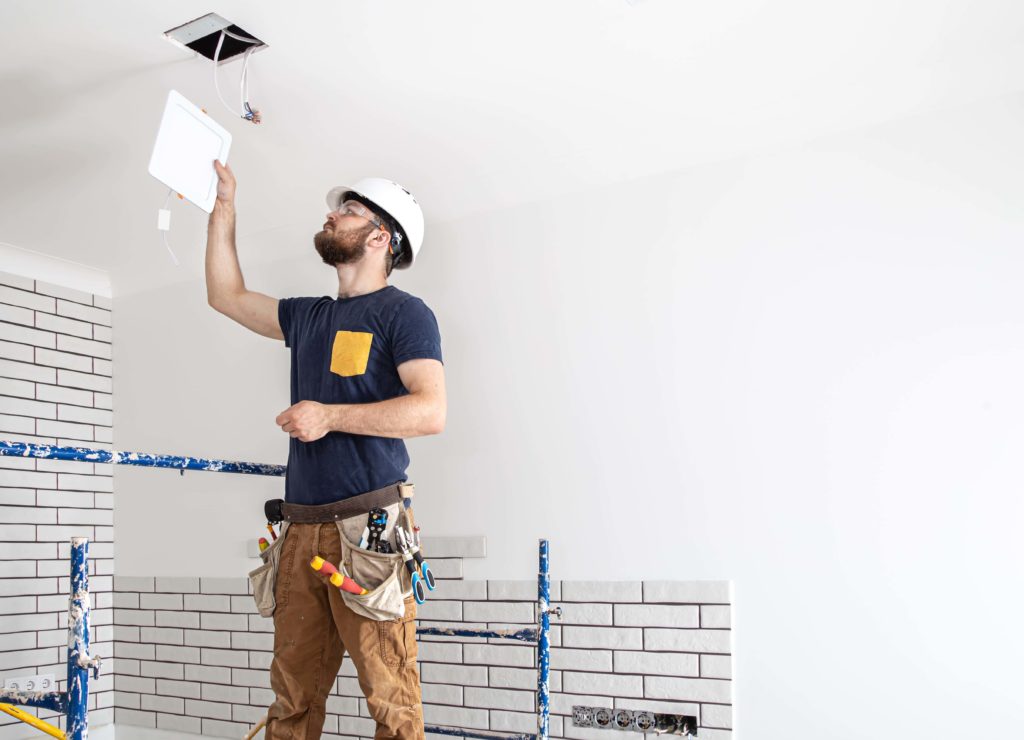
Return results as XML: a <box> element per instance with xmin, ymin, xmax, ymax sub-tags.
<box><xmin>2</xmin><ymin>0</ymin><xmax>1022</xmax><ymax>293</ymax></box>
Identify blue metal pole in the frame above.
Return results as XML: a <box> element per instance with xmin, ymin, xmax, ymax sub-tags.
<box><xmin>0</xmin><ymin>440</ymin><xmax>286</xmax><ymax>477</ymax></box>
<box><xmin>67</xmin><ymin>537</ymin><xmax>90</xmax><ymax>740</ymax></box>
<box><xmin>536</xmin><ymin>539</ymin><xmax>551</xmax><ymax>740</ymax></box>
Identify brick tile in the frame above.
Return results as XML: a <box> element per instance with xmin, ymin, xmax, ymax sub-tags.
<box><xmin>427</xmin><ymin>579</ymin><xmax>487</xmax><ymax>600</ymax></box>
<box><xmin>139</xmin><ymin>593</ymin><xmax>183</xmax><ymax>610</ymax></box>
<box><xmin>562</xmin><ymin>672</ymin><xmax>643</xmax><ymax>698</ymax></box>
<box><xmin>114</xmin><ymin>576</ymin><xmax>154</xmax><ymax>592</ymax></box>
<box><xmin>140</xmin><ymin>661</ymin><xmax>185</xmax><ymax>680</ymax></box>
<box><xmin>56</xmin><ymin>299</ymin><xmax>111</xmax><ymax>327</ymax></box>
<box><xmin>0</xmin><ymin>357</ymin><xmax>55</xmax><ymax>382</ymax></box>
<box><xmin>465</xmin><ymin>601</ymin><xmax>534</xmax><ymax>624</ymax></box>
<box><xmin>0</xmin><ymin>376</ymin><xmax>34</xmax><ymax>399</ymax></box>
<box><xmin>700</xmin><ymin>704</ymin><xmax>732</xmax><ymax>729</ymax></box>
<box><xmin>35</xmin><ymin>348</ymin><xmax>91</xmax><ymax>372</ymax></box>
<box><xmin>422</xmin><ymin>704</ymin><xmax>489</xmax><ymax>731</ymax></box>
<box><xmin>35</xmin><ymin>281</ymin><xmax>94</xmax><ymax>306</ymax></box>
<box><xmin>643</xmin><ymin>581</ymin><xmax>731</xmax><ymax>604</ymax></box>
<box><xmin>614</xmin><ymin>650</ymin><xmax>699</xmax><ymax>677</ymax></box>
<box><xmin>57</xmin><ymin>369</ymin><xmax>111</xmax><ymax>392</ymax></box>
<box><xmin>420</xmin><ymin>662</ymin><xmax>487</xmax><ymax>687</ymax></box>
<box><xmin>184</xmin><ymin>594</ymin><xmax>231</xmax><ymax>612</ymax></box>
<box><xmin>56</xmin><ymin>334</ymin><xmax>111</xmax><ymax>359</ymax></box>
<box><xmin>700</xmin><ymin>605</ymin><xmax>731</xmax><ymax>629</ymax></box>
<box><xmin>644</xmin><ymin>629</ymin><xmax>731</xmax><ymax>654</ymax></box>
<box><xmin>0</xmin><ymin>272</ymin><xmax>34</xmax><ymax>291</ymax></box>
<box><xmin>700</xmin><ymin>654</ymin><xmax>732</xmax><ymax>679</ymax></box>
<box><xmin>0</xmin><ymin>303</ymin><xmax>34</xmax><ymax>327</ymax></box>
<box><xmin>615</xmin><ymin>604</ymin><xmax>700</xmax><ymax>628</ymax></box>
<box><xmin>35</xmin><ymin>312</ymin><xmax>92</xmax><ymax>339</ymax></box>
<box><xmin>644</xmin><ymin>676</ymin><xmax>731</xmax><ymax>704</ymax></box>
<box><xmin>58</xmin><ymin>404</ymin><xmax>112</xmax><ymax>426</ymax></box>
<box><xmin>464</xmin><ymin>644</ymin><xmax>534</xmax><ymax>668</ymax></box>
<box><xmin>200</xmin><ymin>576</ymin><xmax>249</xmax><ymax>595</ymax></box>
<box><xmin>562</xmin><ymin>626</ymin><xmax>642</xmax><ymax>650</ymax></box>
<box><xmin>201</xmin><ymin>612</ymin><xmax>248</xmax><ymax>631</ymax></box>
<box><xmin>0</xmin><ymin>285</ymin><xmax>55</xmax><ymax>312</ymax></box>
<box><xmin>488</xmin><ymin>579</ymin><xmax>560</xmax><ymax>601</ymax></box>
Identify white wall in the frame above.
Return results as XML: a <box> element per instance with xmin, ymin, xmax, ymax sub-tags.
<box><xmin>113</xmin><ymin>91</ymin><xmax>1024</xmax><ymax>738</ymax></box>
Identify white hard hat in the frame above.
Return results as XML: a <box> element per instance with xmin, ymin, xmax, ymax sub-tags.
<box><xmin>326</xmin><ymin>178</ymin><xmax>424</xmax><ymax>270</ymax></box>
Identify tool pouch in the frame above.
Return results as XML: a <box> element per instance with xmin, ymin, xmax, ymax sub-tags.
<box><xmin>334</xmin><ymin>488</ymin><xmax>419</xmax><ymax>621</ymax></box>
<box><xmin>248</xmin><ymin>521</ymin><xmax>290</xmax><ymax>618</ymax></box>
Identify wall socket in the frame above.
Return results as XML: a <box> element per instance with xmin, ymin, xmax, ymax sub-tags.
<box><xmin>2</xmin><ymin>674</ymin><xmax>56</xmax><ymax>693</ymax></box>
<box><xmin>572</xmin><ymin>705</ymin><xmax>698</xmax><ymax>736</ymax></box>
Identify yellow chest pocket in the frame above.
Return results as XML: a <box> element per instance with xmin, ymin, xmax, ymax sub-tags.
<box><xmin>330</xmin><ymin>331</ymin><xmax>374</xmax><ymax>377</ymax></box>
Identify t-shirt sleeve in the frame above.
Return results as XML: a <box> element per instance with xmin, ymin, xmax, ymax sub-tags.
<box><xmin>278</xmin><ymin>297</ymin><xmax>320</xmax><ymax>348</ymax></box>
<box><xmin>390</xmin><ymin>297</ymin><xmax>443</xmax><ymax>366</ymax></box>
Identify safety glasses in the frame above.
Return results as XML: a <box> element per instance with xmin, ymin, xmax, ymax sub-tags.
<box><xmin>333</xmin><ymin>200</ymin><xmax>383</xmax><ymax>230</ymax></box>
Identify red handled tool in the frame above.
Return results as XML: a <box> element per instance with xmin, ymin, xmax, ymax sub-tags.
<box><xmin>310</xmin><ymin>556</ymin><xmax>367</xmax><ymax>595</ymax></box>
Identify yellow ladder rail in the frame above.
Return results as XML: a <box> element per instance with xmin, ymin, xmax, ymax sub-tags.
<box><xmin>0</xmin><ymin>703</ymin><xmax>66</xmax><ymax>739</ymax></box>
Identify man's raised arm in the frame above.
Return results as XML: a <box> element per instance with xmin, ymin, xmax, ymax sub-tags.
<box><xmin>205</xmin><ymin>160</ymin><xmax>283</xmax><ymax>341</ymax></box>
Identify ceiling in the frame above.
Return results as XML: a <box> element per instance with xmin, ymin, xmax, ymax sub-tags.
<box><xmin>2</xmin><ymin>0</ymin><xmax>1022</xmax><ymax>293</ymax></box>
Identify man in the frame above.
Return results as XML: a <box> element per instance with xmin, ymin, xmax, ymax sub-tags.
<box><xmin>206</xmin><ymin>159</ymin><xmax>445</xmax><ymax>740</ymax></box>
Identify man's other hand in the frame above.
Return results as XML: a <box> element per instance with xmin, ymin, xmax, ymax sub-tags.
<box><xmin>213</xmin><ymin>159</ymin><xmax>236</xmax><ymax>204</ymax></box>
<box><xmin>276</xmin><ymin>401</ymin><xmax>330</xmax><ymax>442</ymax></box>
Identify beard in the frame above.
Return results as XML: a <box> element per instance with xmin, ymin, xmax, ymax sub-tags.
<box><xmin>313</xmin><ymin>222</ymin><xmax>376</xmax><ymax>266</ymax></box>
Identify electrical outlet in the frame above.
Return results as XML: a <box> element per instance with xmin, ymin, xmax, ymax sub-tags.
<box><xmin>613</xmin><ymin>709</ymin><xmax>634</xmax><ymax>730</ymax></box>
<box><xmin>572</xmin><ymin>706</ymin><xmax>697</xmax><ymax>736</ymax></box>
<box><xmin>3</xmin><ymin>674</ymin><xmax>55</xmax><ymax>693</ymax></box>
<box><xmin>633</xmin><ymin>712</ymin><xmax>656</xmax><ymax>732</ymax></box>
<box><xmin>572</xmin><ymin>706</ymin><xmax>594</xmax><ymax>727</ymax></box>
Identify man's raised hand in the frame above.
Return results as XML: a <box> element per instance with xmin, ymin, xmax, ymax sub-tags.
<box><xmin>213</xmin><ymin>160</ymin><xmax>236</xmax><ymax>205</ymax></box>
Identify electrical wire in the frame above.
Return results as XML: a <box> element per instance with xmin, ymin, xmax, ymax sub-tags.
<box><xmin>160</xmin><ymin>189</ymin><xmax>180</xmax><ymax>266</ymax></box>
<box><xmin>221</xmin><ymin>28</ymin><xmax>262</xmax><ymax>45</ymax></box>
<box><xmin>212</xmin><ymin>31</ymin><xmax>261</xmax><ymax>123</ymax></box>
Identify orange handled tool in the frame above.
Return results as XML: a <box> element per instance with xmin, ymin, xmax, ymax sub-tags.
<box><xmin>310</xmin><ymin>556</ymin><xmax>367</xmax><ymax>595</ymax></box>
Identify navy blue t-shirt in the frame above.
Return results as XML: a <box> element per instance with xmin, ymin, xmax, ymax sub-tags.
<box><xmin>278</xmin><ymin>286</ymin><xmax>443</xmax><ymax>505</ymax></box>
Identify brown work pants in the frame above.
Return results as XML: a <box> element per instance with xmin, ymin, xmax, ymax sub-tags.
<box><xmin>265</xmin><ymin>522</ymin><xmax>424</xmax><ymax>740</ymax></box>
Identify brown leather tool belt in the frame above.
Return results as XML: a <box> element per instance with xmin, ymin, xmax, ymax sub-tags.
<box><xmin>279</xmin><ymin>482</ymin><xmax>413</xmax><ymax>523</ymax></box>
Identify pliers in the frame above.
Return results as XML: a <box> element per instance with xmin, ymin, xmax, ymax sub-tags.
<box><xmin>395</xmin><ymin>527</ymin><xmax>436</xmax><ymax>604</ymax></box>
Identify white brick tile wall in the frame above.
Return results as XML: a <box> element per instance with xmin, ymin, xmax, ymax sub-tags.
<box><xmin>1</xmin><ymin>275</ymin><xmax>114</xmax><ymax>737</ymax></box>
